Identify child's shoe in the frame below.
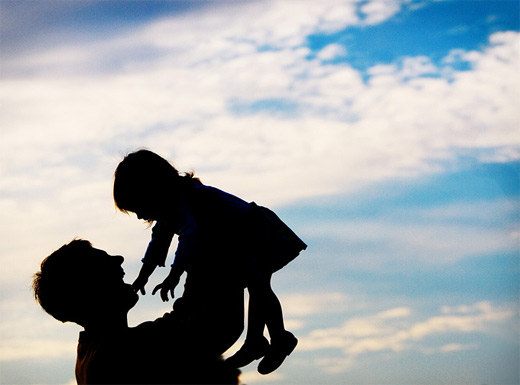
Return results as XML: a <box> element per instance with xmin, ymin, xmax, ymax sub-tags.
<box><xmin>225</xmin><ymin>336</ymin><xmax>269</xmax><ymax>368</ymax></box>
<box><xmin>257</xmin><ymin>331</ymin><xmax>297</xmax><ymax>375</ymax></box>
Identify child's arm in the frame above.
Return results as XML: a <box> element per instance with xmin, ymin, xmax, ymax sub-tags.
<box><xmin>133</xmin><ymin>221</ymin><xmax>176</xmax><ymax>294</ymax></box>
<box><xmin>152</xmin><ymin>264</ymin><xmax>184</xmax><ymax>302</ymax></box>
<box><xmin>150</xmin><ymin>204</ymin><xmax>196</xmax><ymax>301</ymax></box>
<box><xmin>132</xmin><ymin>261</ymin><xmax>157</xmax><ymax>295</ymax></box>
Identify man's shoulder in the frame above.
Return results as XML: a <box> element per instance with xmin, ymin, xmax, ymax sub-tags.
<box><xmin>76</xmin><ymin>318</ymin><xmax>188</xmax><ymax>384</ymax></box>
<box><xmin>133</xmin><ymin>300</ymin><xmax>193</xmax><ymax>337</ymax></box>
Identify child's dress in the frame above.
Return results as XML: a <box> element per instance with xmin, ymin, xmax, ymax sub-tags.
<box><xmin>141</xmin><ymin>183</ymin><xmax>306</xmax><ymax>279</ymax></box>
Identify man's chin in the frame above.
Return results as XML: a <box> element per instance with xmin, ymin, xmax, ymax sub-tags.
<box><xmin>124</xmin><ymin>283</ymin><xmax>139</xmax><ymax>309</ymax></box>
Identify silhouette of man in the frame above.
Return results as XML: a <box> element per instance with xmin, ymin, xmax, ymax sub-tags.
<box><xmin>33</xmin><ymin>239</ymin><xmax>244</xmax><ymax>384</ymax></box>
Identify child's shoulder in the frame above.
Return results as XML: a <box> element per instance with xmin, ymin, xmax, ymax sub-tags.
<box><xmin>189</xmin><ymin>184</ymin><xmax>251</xmax><ymax>217</ymax></box>
<box><xmin>192</xmin><ymin>184</ymin><xmax>247</xmax><ymax>204</ymax></box>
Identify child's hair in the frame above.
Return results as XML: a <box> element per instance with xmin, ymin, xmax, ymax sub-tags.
<box><xmin>113</xmin><ymin>149</ymin><xmax>200</xmax><ymax>214</ymax></box>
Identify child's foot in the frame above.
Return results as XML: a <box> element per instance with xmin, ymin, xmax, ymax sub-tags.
<box><xmin>225</xmin><ymin>337</ymin><xmax>269</xmax><ymax>368</ymax></box>
<box><xmin>257</xmin><ymin>331</ymin><xmax>298</xmax><ymax>375</ymax></box>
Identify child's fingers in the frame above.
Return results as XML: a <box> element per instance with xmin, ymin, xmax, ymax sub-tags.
<box><xmin>152</xmin><ymin>283</ymin><xmax>174</xmax><ymax>302</ymax></box>
<box><xmin>152</xmin><ymin>284</ymin><xmax>161</xmax><ymax>296</ymax></box>
<box><xmin>132</xmin><ymin>279</ymin><xmax>147</xmax><ymax>295</ymax></box>
<box><xmin>161</xmin><ymin>287</ymin><xmax>169</xmax><ymax>302</ymax></box>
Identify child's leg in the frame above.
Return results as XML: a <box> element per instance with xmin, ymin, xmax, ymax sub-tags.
<box><xmin>224</xmin><ymin>283</ymin><xmax>269</xmax><ymax>368</ymax></box>
<box><xmin>256</xmin><ymin>274</ymin><xmax>298</xmax><ymax>375</ymax></box>
<box><xmin>251</xmin><ymin>274</ymin><xmax>286</xmax><ymax>340</ymax></box>
<box><xmin>244</xmin><ymin>285</ymin><xmax>266</xmax><ymax>341</ymax></box>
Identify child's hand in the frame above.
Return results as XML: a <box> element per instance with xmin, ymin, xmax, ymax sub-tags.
<box><xmin>152</xmin><ymin>267</ymin><xmax>182</xmax><ymax>302</ymax></box>
<box><xmin>132</xmin><ymin>261</ymin><xmax>157</xmax><ymax>295</ymax></box>
<box><xmin>132</xmin><ymin>276</ymin><xmax>149</xmax><ymax>295</ymax></box>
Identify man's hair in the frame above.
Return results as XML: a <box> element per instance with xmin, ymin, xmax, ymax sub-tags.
<box><xmin>33</xmin><ymin>239</ymin><xmax>93</xmax><ymax>323</ymax></box>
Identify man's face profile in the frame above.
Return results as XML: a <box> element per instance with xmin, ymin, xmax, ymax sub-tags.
<box><xmin>33</xmin><ymin>240</ymin><xmax>139</xmax><ymax>325</ymax></box>
<box><xmin>82</xmin><ymin>248</ymin><xmax>138</xmax><ymax>314</ymax></box>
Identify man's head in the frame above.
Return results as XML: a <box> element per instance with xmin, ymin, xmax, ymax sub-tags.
<box><xmin>33</xmin><ymin>239</ymin><xmax>137</xmax><ymax>327</ymax></box>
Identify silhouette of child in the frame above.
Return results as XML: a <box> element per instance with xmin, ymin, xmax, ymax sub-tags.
<box><xmin>113</xmin><ymin>149</ymin><xmax>306</xmax><ymax>375</ymax></box>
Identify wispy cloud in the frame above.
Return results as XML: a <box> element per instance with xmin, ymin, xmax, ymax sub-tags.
<box><xmin>281</xmin><ymin>292</ymin><xmax>351</xmax><ymax>317</ymax></box>
<box><xmin>299</xmin><ymin>198</ymin><xmax>518</xmax><ymax>270</ymax></box>
<box><xmin>240</xmin><ymin>370</ymin><xmax>285</xmax><ymax>384</ymax></box>
<box><xmin>0</xmin><ymin>338</ymin><xmax>76</xmax><ymax>362</ymax></box>
<box><xmin>298</xmin><ymin>301</ymin><xmax>515</xmax><ymax>373</ymax></box>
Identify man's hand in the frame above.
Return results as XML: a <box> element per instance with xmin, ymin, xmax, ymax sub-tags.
<box><xmin>152</xmin><ymin>266</ymin><xmax>182</xmax><ymax>302</ymax></box>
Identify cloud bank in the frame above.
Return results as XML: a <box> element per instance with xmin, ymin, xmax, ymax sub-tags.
<box><xmin>1</xmin><ymin>1</ymin><xmax>518</xmax><ymax>207</ymax></box>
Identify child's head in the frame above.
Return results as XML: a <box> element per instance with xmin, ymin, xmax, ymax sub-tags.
<box><xmin>113</xmin><ymin>149</ymin><xmax>197</xmax><ymax>220</ymax></box>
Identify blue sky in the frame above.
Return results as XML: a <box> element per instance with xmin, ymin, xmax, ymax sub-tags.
<box><xmin>1</xmin><ymin>1</ymin><xmax>519</xmax><ymax>384</ymax></box>
<box><xmin>325</xmin><ymin>0</ymin><xmax>519</xmax><ymax>69</ymax></box>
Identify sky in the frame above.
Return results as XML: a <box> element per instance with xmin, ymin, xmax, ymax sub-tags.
<box><xmin>0</xmin><ymin>0</ymin><xmax>519</xmax><ymax>384</ymax></box>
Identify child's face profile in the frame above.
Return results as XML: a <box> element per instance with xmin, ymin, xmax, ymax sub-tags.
<box><xmin>128</xmin><ymin>190</ymin><xmax>178</xmax><ymax>222</ymax></box>
<box><xmin>135</xmin><ymin>209</ymin><xmax>154</xmax><ymax>222</ymax></box>
<box><xmin>131</xmin><ymin>201</ymin><xmax>162</xmax><ymax>222</ymax></box>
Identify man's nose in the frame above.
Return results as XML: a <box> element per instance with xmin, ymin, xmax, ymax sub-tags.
<box><xmin>114</xmin><ymin>255</ymin><xmax>124</xmax><ymax>265</ymax></box>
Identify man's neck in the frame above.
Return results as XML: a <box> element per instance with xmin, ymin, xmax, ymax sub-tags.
<box><xmin>83</xmin><ymin>314</ymin><xmax>129</xmax><ymax>334</ymax></box>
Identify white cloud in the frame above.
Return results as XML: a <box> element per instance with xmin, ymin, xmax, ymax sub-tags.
<box><xmin>399</xmin><ymin>56</ymin><xmax>438</xmax><ymax>78</ymax></box>
<box><xmin>317</xmin><ymin>44</ymin><xmax>348</xmax><ymax>61</ymax></box>
<box><xmin>314</xmin><ymin>356</ymin><xmax>356</xmax><ymax>374</ymax></box>
<box><xmin>298</xmin><ymin>198</ymin><xmax>518</xmax><ymax>268</ymax></box>
<box><xmin>360</xmin><ymin>0</ymin><xmax>403</xmax><ymax>25</ymax></box>
<box><xmin>378</xmin><ymin>307</ymin><xmax>412</xmax><ymax>319</ymax></box>
<box><xmin>240</xmin><ymin>370</ymin><xmax>285</xmax><ymax>384</ymax></box>
<box><xmin>2</xmin><ymin>18</ymin><xmax>518</xmax><ymax>207</ymax></box>
<box><xmin>298</xmin><ymin>301</ymin><xmax>516</xmax><ymax>373</ymax></box>
<box><xmin>0</xmin><ymin>295</ymin><xmax>81</xmax><ymax>362</ymax></box>
<box><xmin>438</xmin><ymin>343</ymin><xmax>475</xmax><ymax>353</ymax></box>
<box><xmin>280</xmin><ymin>292</ymin><xmax>350</xmax><ymax>317</ymax></box>
<box><xmin>0</xmin><ymin>338</ymin><xmax>76</xmax><ymax>361</ymax></box>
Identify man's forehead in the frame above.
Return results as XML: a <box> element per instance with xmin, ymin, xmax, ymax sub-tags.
<box><xmin>91</xmin><ymin>248</ymin><xmax>109</xmax><ymax>257</ymax></box>
<box><xmin>80</xmin><ymin>247</ymin><xmax>110</xmax><ymax>265</ymax></box>
<box><xmin>78</xmin><ymin>248</ymin><xmax>123</xmax><ymax>280</ymax></box>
